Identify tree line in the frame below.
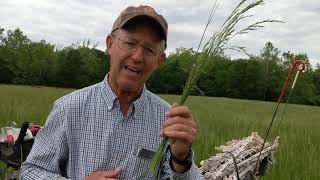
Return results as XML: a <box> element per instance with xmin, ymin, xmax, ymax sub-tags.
<box><xmin>1</xmin><ymin>27</ymin><xmax>319</xmax><ymax>105</ymax></box>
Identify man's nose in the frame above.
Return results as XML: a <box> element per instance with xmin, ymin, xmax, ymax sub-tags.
<box><xmin>131</xmin><ymin>46</ymin><xmax>144</xmax><ymax>62</ymax></box>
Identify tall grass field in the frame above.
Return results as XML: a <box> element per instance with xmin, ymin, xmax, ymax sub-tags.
<box><xmin>0</xmin><ymin>85</ymin><xmax>319</xmax><ymax>179</ymax></box>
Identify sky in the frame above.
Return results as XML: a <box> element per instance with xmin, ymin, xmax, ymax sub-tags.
<box><xmin>1</xmin><ymin>0</ymin><xmax>319</xmax><ymax>67</ymax></box>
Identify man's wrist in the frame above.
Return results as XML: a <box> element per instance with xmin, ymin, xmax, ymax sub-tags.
<box><xmin>170</xmin><ymin>151</ymin><xmax>192</xmax><ymax>165</ymax></box>
<box><xmin>169</xmin><ymin>147</ymin><xmax>192</xmax><ymax>173</ymax></box>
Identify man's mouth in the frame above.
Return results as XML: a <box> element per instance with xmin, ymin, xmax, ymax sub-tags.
<box><xmin>124</xmin><ymin>65</ymin><xmax>141</xmax><ymax>75</ymax></box>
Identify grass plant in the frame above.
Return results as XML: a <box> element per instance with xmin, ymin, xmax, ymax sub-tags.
<box><xmin>150</xmin><ymin>0</ymin><xmax>283</xmax><ymax>175</ymax></box>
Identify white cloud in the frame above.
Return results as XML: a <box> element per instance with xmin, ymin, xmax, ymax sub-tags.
<box><xmin>0</xmin><ymin>0</ymin><xmax>319</xmax><ymax>66</ymax></box>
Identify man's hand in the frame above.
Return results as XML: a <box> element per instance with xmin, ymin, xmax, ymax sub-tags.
<box><xmin>160</xmin><ymin>103</ymin><xmax>197</xmax><ymax>171</ymax></box>
<box><xmin>84</xmin><ymin>167</ymin><xmax>121</xmax><ymax>180</ymax></box>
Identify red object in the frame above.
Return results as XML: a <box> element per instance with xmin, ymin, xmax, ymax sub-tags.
<box><xmin>30</xmin><ymin>127</ymin><xmax>40</xmax><ymax>136</ymax></box>
<box><xmin>4</xmin><ymin>135</ymin><xmax>15</xmax><ymax>144</ymax></box>
<box><xmin>254</xmin><ymin>58</ymin><xmax>306</xmax><ymax>173</ymax></box>
<box><xmin>277</xmin><ymin>59</ymin><xmax>305</xmax><ymax>103</ymax></box>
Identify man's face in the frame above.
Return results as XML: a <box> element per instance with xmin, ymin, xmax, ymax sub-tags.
<box><xmin>106</xmin><ymin>25</ymin><xmax>166</xmax><ymax>94</ymax></box>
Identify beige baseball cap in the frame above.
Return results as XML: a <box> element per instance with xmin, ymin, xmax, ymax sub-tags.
<box><xmin>111</xmin><ymin>5</ymin><xmax>168</xmax><ymax>43</ymax></box>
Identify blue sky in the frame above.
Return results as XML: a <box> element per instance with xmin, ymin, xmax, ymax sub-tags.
<box><xmin>1</xmin><ymin>0</ymin><xmax>319</xmax><ymax>66</ymax></box>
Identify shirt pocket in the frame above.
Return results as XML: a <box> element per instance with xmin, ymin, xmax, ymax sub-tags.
<box><xmin>123</xmin><ymin>148</ymin><xmax>155</xmax><ymax>179</ymax></box>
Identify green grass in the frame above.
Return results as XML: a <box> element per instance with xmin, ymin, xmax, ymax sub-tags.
<box><xmin>1</xmin><ymin>85</ymin><xmax>319</xmax><ymax>179</ymax></box>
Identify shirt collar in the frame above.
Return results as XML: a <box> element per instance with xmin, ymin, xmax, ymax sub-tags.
<box><xmin>132</xmin><ymin>85</ymin><xmax>147</xmax><ymax>118</ymax></box>
<box><xmin>100</xmin><ymin>74</ymin><xmax>118</xmax><ymax>111</ymax></box>
<box><xmin>100</xmin><ymin>73</ymin><xmax>148</xmax><ymax>118</ymax></box>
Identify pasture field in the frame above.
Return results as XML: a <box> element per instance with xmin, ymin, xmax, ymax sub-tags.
<box><xmin>0</xmin><ymin>84</ymin><xmax>319</xmax><ymax>179</ymax></box>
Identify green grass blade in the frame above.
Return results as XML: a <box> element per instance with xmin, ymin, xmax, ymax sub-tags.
<box><xmin>149</xmin><ymin>137</ymin><xmax>169</xmax><ymax>175</ymax></box>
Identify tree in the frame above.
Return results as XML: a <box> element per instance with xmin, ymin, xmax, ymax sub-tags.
<box><xmin>0</xmin><ymin>28</ymin><xmax>31</xmax><ymax>84</ymax></box>
<box><xmin>282</xmin><ymin>51</ymin><xmax>313</xmax><ymax>71</ymax></box>
<box><xmin>26</xmin><ymin>40</ymin><xmax>57</xmax><ymax>85</ymax></box>
<box><xmin>147</xmin><ymin>48</ymin><xmax>194</xmax><ymax>94</ymax></box>
<box><xmin>196</xmin><ymin>55</ymin><xmax>232</xmax><ymax>97</ymax></box>
<box><xmin>0</xmin><ymin>27</ymin><xmax>319</xmax><ymax>106</ymax></box>
<box><xmin>281</xmin><ymin>51</ymin><xmax>317</xmax><ymax>105</ymax></box>
<box><xmin>0</xmin><ymin>27</ymin><xmax>5</xmax><ymax>45</ymax></box>
<box><xmin>260</xmin><ymin>42</ymin><xmax>283</xmax><ymax>101</ymax></box>
<box><xmin>53</xmin><ymin>41</ymin><xmax>109</xmax><ymax>88</ymax></box>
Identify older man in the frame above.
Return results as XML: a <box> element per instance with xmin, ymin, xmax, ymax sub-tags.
<box><xmin>20</xmin><ymin>5</ymin><xmax>203</xmax><ymax>180</ymax></box>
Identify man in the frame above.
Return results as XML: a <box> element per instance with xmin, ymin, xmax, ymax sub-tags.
<box><xmin>20</xmin><ymin>5</ymin><xmax>203</xmax><ymax>180</ymax></box>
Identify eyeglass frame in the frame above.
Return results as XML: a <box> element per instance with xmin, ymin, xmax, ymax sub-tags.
<box><xmin>111</xmin><ymin>33</ymin><xmax>165</xmax><ymax>59</ymax></box>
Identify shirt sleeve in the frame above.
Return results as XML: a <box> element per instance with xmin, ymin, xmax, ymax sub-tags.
<box><xmin>159</xmin><ymin>146</ymin><xmax>204</xmax><ymax>180</ymax></box>
<box><xmin>20</xmin><ymin>100</ymin><xmax>71</xmax><ymax>180</ymax></box>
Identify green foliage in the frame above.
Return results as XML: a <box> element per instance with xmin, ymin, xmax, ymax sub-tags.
<box><xmin>148</xmin><ymin>42</ymin><xmax>320</xmax><ymax>106</ymax></box>
<box><xmin>313</xmin><ymin>65</ymin><xmax>320</xmax><ymax>96</ymax></box>
<box><xmin>0</xmin><ymin>27</ymin><xmax>110</xmax><ymax>88</ymax></box>
<box><xmin>0</xmin><ymin>27</ymin><xmax>319</xmax><ymax>106</ymax></box>
<box><xmin>260</xmin><ymin>42</ymin><xmax>284</xmax><ymax>101</ymax></box>
<box><xmin>147</xmin><ymin>48</ymin><xmax>196</xmax><ymax>94</ymax></box>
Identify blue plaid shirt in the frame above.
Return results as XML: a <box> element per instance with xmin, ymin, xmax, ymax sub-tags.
<box><xmin>20</xmin><ymin>76</ymin><xmax>203</xmax><ymax>180</ymax></box>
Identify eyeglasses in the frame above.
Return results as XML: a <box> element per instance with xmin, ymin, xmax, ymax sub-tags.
<box><xmin>113</xmin><ymin>35</ymin><xmax>162</xmax><ymax>58</ymax></box>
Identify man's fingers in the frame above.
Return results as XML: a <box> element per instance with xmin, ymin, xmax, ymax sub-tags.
<box><xmin>84</xmin><ymin>167</ymin><xmax>121</xmax><ymax>180</ymax></box>
<box><xmin>100</xmin><ymin>167</ymin><xmax>121</xmax><ymax>178</ymax></box>
<box><xmin>162</xmin><ymin>104</ymin><xmax>198</xmax><ymax>162</ymax></box>
<box><xmin>167</xmin><ymin>105</ymin><xmax>192</xmax><ymax>118</ymax></box>
<box><xmin>162</xmin><ymin>116</ymin><xmax>196</xmax><ymax>130</ymax></box>
<box><xmin>165</xmin><ymin>131</ymin><xmax>195</xmax><ymax>145</ymax></box>
<box><xmin>162</xmin><ymin>123</ymin><xmax>196</xmax><ymax>137</ymax></box>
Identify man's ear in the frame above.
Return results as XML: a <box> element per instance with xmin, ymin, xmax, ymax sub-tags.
<box><xmin>157</xmin><ymin>52</ymin><xmax>166</xmax><ymax>66</ymax></box>
<box><xmin>106</xmin><ymin>34</ymin><xmax>113</xmax><ymax>54</ymax></box>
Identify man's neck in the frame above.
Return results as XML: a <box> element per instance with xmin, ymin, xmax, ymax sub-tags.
<box><xmin>117</xmin><ymin>90</ymin><xmax>141</xmax><ymax>117</ymax></box>
<box><xmin>107</xmin><ymin>79</ymin><xmax>142</xmax><ymax>117</ymax></box>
